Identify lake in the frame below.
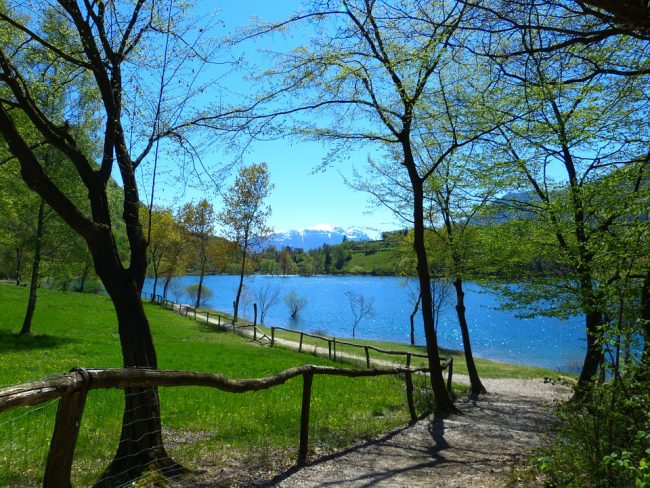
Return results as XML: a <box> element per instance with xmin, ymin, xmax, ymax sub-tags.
<box><xmin>144</xmin><ymin>274</ymin><xmax>585</xmax><ymax>373</ymax></box>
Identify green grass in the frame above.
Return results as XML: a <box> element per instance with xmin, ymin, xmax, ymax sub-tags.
<box><xmin>0</xmin><ymin>283</ymin><xmax>412</xmax><ymax>486</ymax></box>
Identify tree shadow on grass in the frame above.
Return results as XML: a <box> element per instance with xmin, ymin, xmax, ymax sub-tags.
<box><xmin>0</xmin><ymin>330</ymin><xmax>79</xmax><ymax>353</ymax></box>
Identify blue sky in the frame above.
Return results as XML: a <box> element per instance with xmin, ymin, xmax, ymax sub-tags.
<box><xmin>138</xmin><ymin>1</ymin><xmax>400</xmax><ymax>237</ymax></box>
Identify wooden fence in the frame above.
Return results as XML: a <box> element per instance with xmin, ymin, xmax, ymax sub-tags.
<box><xmin>0</xmin><ymin>364</ymin><xmax>430</xmax><ymax>487</ymax></box>
<box><xmin>270</xmin><ymin>326</ymin><xmax>454</xmax><ymax>391</ymax></box>
<box><xmin>142</xmin><ymin>292</ymin><xmax>454</xmax><ymax>392</ymax></box>
<box><xmin>141</xmin><ymin>291</ymin><xmax>454</xmax><ymax>389</ymax></box>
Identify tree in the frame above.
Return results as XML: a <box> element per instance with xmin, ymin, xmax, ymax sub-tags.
<box><xmin>142</xmin><ymin>205</ymin><xmax>185</xmax><ymax>302</ymax></box>
<box><xmin>487</xmin><ymin>19</ymin><xmax>649</xmax><ymax>393</ymax></box>
<box><xmin>218</xmin><ymin>162</ymin><xmax>273</xmax><ymax>324</ymax></box>
<box><xmin>279</xmin><ymin>247</ymin><xmax>294</xmax><ymax>275</ymax></box>
<box><xmin>345</xmin><ymin>290</ymin><xmax>374</xmax><ymax>338</ymax></box>
<box><xmin>285</xmin><ymin>290</ymin><xmax>307</xmax><ymax>319</ymax></box>
<box><xmin>252</xmin><ymin>0</ymin><xmax>488</xmax><ymax>412</ymax></box>
<box><xmin>253</xmin><ymin>284</ymin><xmax>280</xmax><ymax>324</ymax></box>
<box><xmin>180</xmin><ymin>199</ymin><xmax>216</xmax><ymax>309</ymax></box>
<box><xmin>184</xmin><ymin>283</ymin><xmax>214</xmax><ymax>307</ymax></box>
<box><xmin>0</xmin><ymin>1</ymin><xmax>226</xmax><ymax>483</ymax></box>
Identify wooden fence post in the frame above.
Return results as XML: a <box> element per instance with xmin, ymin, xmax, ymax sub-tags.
<box><xmin>404</xmin><ymin>354</ymin><xmax>417</xmax><ymax>422</ymax></box>
<box><xmin>299</xmin><ymin>333</ymin><xmax>304</xmax><ymax>352</ymax></box>
<box><xmin>298</xmin><ymin>371</ymin><xmax>314</xmax><ymax>465</ymax></box>
<box><xmin>253</xmin><ymin>304</ymin><xmax>258</xmax><ymax>342</ymax></box>
<box><xmin>365</xmin><ymin>346</ymin><xmax>370</xmax><ymax>368</ymax></box>
<box><xmin>333</xmin><ymin>338</ymin><xmax>336</xmax><ymax>361</ymax></box>
<box><xmin>43</xmin><ymin>369</ymin><xmax>90</xmax><ymax>488</ymax></box>
<box><xmin>271</xmin><ymin>327</ymin><xmax>275</xmax><ymax>346</ymax></box>
<box><xmin>206</xmin><ymin>312</ymin><xmax>210</xmax><ymax>324</ymax></box>
<box><xmin>328</xmin><ymin>340</ymin><xmax>332</xmax><ymax>360</ymax></box>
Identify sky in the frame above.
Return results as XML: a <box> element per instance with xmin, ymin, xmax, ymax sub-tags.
<box><xmin>137</xmin><ymin>1</ymin><xmax>401</xmax><ymax>238</ymax></box>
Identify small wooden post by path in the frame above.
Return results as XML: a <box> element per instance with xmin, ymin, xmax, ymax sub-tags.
<box><xmin>404</xmin><ymin>354</ymin><xmax>417</xmax><ymax>422</ymax></box>
<box><xmin>298</xmin><ymin>371</ymin><xmax>314</xmax><ymax>465</ymax></box>
<box><xmin>333</xmin><ymin>338</ymin><xmax>337</xmax><ymax>361</ymax></box>
<box><xmin>253</xmin><ymin>304</ymin><xmax>258</xmax><ymax>341</ymax></box>
<box><xmin>446</xmin><ymin>357</ymin><xmax>454</xmax><ymax>393</ymax></box>
<box><xmin>43</xmin><ymin>368</ymin><xmax>90</xmax><ymax>488</ymax></box>
<box><xmin>328</xmin><ymin>340</ymin><xmax>332</xmax><ymax>360</ymax></box>
<box><xmin>299</xmin><ymin>333</ymin><xmax>304</xmax><ymax>352</ymax></box>
<box><xmin>365</xmin><ymin>346</ymin><xmax>370</xmax><ymax>368</ymax></box>
<box><xmin>271</xmin><ymin>327</ymin><xmax>275</xmax><ymax>346</ymax></box>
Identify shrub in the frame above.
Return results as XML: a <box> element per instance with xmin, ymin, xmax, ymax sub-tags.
<box><xmin>536</xmin><ymin>362</ymin><xmax>650</xmax><ymax>488</ymax></box>
<box><xmin>184</xmin><ymin>284</ymin><xmax>214</xmax><ymax>307</ymax></box>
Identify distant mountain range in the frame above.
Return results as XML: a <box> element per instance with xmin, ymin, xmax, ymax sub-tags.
<box><xmin>268</xmin><ymin>224</ymin><xmax>372</xmax><ymax>251</ymax></box>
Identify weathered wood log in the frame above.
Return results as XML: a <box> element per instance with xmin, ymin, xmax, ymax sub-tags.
<box><xmin>405</xmin><ymin>355</ymin><xmax>416</xmax><ymax>422</ymax></box>
<box><xmin>446</xmin><ymin>357</ymin><xmax>454</xmax><ymax>393</ymax></box>
<box><xmin>43</xmin><ymin>368</ymin><xmax>90</xmax><ymax>488</ymax></box>
<box><xmin>298</xmin><ymin>372</ymin><xmax>313</xmax><ymax>465</ymax></box>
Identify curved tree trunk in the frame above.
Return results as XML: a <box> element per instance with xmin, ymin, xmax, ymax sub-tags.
<box><xmin>95</xmin><ymin>268</ymin><xmax>183</xmax><ymax>487</ymax></box>
<box><xmin>195</xmin><ymin>251</ymin><xmax>206</xmax><ymax>309</ymax></box>
<box><xmin>409</xmin><ymin>291</ymin><xmax>421</xmax><ymax>346</ymax></box>
<box><xmin>233</xmin><ymin>247</ymin><xmax>247</xmax><ymax>324</ymax></box>
<box><xmin>574</xmin><ymin>310</ymin><xmax>604</xmax><ymax>399</ymax></box>
<box><xmin>641</xmin><ymin>269</ymin><xmax>650</xmax><ymax>364</ymax></box>
<box><xmin>405</xmin><ymin>153</ymin><xmax>457</xmax><ymax>414</ymax></box>
<box><xmin>19</xmin><ymin>199</ymin><xmax>45</xmax><ymax>336</ymax></box>
<box><xmin>452</xmin><ymin>277</ymin><xmax>486</xmax><ymax>395</ymax></box>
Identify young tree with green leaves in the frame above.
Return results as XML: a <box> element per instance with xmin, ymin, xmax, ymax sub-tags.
<box><xmin>0</xmin><ymin>1</ymin><xmax>232</xmax><ymax>483</ymax></box>
<box><xmin>251</xmin><ymin>0</ymin><xmax>492</xmax><ymax>413</ymax></box>
<box><xmin>218</xmin><ymin>162</ymin><xmax>273</xmax><ymax>324</ymax></box>
<box><xmin>180</xmin><ymin>199</ymin><xmax>216</xmax><ymax>309</ymax></box>
<box><xmin>487</xmin><ymin>15</ymin><xmax>650</xmax><ymax>393</ymax></box>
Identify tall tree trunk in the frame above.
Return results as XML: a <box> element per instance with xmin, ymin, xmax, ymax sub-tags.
<box><xmin>641</xmin><ymin>269</ymin><xmax>650</xmax><ymax>363</ymax></box>
<box><xmin>574</xmin><ymin>310</ymin><xmax>604</xmax><ymax>399</ymax></box>
<box><xmin>19</xmin><ymin>199</ymin><xmax>45</xmax><ymax>336</ymax></box>
<box><xmin>409</xmin><ymin>291</ymin><xmax>421</xmax><ymax>346</ymax></box>
<box><xmin>95</xmin><ymin>266</ymin><xmax>182</xmax><ymax>486</ymax></box>
<box><xmin>405</xmin><ymin>154</ymin><xmax>457</xmax><ymax>414</ymax></box>
<box><xmin>162</xmin><ymin>273</ymin><xmax>172</xmax><ymax>300</ymax></box>
<box><xmin>14</xmin><ymin>245</ymin><xmax>23</xmax><ymax>286</ymax></box>
<box><xmin>233</xmin><ymin>248</ymin><xmax>247</xmax><ymax>324</ymax></box>
<box><xmin>195</xmin><ymin>249</ymin><xmax>206</xmax><ymax>309</ymax></box>
<box><xmin>78</xmin><ymin>261</ymin><xmax>90</xmax><ymax>293</ymax></box>
<box><xmin>452</xmin><ymin>277</ymin><xmax>486</xmax><ymax>394</ymax></box>
<box><xmin>151</xmin><ymin>272</ymin><xmax>159</xmax><ymax>303</ymax></box>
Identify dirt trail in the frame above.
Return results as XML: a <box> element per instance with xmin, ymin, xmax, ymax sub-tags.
<box><xmin>271</xmin><ymin>379</ymin><xmax>568</xmax><ymax>487</ymax></box>
<box><xmin>172</xmin><ymin>306</ymin><xmax>570</xmax><ymax>487</ymax></box>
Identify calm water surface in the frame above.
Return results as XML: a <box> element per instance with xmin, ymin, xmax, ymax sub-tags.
<box><xmin>144</xmin><ymin>274</ymin><xmax>585</xmax><ymax>373</ymax></box>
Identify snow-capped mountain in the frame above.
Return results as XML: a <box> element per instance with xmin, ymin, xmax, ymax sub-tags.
<box><xmin>268</xmin><ymin>224</ymin><xmax>372</xmax><ymax>250</ymax></box>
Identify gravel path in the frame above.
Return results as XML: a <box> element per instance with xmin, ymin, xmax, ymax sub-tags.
<box><xmin>172</xmin><ymin>307</ymin><xmax>571</xmax><ymax>487</ymax></box>
<box><xmin>269</xmin><ymin>378</ymin><xmax>569</xmax><ymax>488</ymax></box>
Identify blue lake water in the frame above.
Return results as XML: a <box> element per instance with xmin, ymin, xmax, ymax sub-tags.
<box><xmin>144</xmin><ymin>274</ymin><xmax>586</xmax><ymax>373</ymax></box>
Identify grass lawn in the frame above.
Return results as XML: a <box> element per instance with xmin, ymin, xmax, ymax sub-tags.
<box><xmin>0</xmin><ymin>283</ymin><xmax>416</xmax><ymax>486</ymax></box>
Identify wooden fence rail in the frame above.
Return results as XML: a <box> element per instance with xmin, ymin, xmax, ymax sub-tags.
<box><xmin>140</xmin><ymin>292</ymin><xmax>453</xmax><ymax>390</ymax></box>
<box><xmin>0</xmin><ymin>364</ymin><xmax>431</xmax><ymax>487</ymax></box>
<box><xmin>269</xmin><ymin>327</ymin><xmax>452</xmax><ymax>387</ymax></box>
